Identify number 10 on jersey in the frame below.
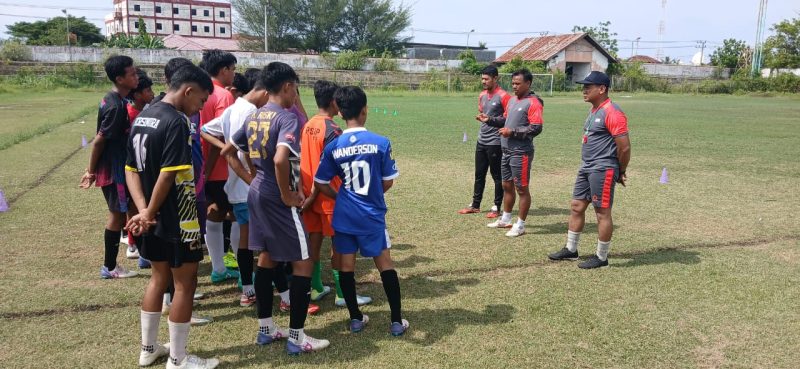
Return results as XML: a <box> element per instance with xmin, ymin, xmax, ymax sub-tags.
<box><xmin>341</xmin><ymin>160</ymin><xmax>370</xmax><ymax>196</ymax></box>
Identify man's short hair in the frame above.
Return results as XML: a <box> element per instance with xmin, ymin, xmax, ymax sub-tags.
<box><xmin>104</xmin><ymin>55</ymin><xmax>134</xmax><ymax>83</ymax></box>
<box><xmin>169</xmin><ymin>64</ymin><xmax>213</xmax><ymax>94</ymax></box>
<box><xmin>200</xmin><ymin>49</ymin><xmax>237</xmax><ymax>77</ymax></box>
<box><xmin>262</xmin><ymin>62</ymin><xmax>299</xmax><ymax>94</ymax></box>
<box><xmin>334</xmin><ymin>86</ymin><xmax>367</xmax><ymax>120</ymax></box>
<box><xmin>481</xmin><ymin>65</ymin><xmax>499</xmax><ymax>77</ymax></box>
<box><xmin>164</xmin><ymin>57</ymin><xmax>193</xmax><ymax>83</ymax></box>
<box><xmin>232</xmin><ymin>73</ymin><xmax>250</xmax><ymax>95</ymax></box>
<box><xmin>128</xmin><ymin>68</ymin><xmax>153</xmax><ymax>99</ymax></box>
<box><xmin>512</xmin><ymin>68</ymin><xmax>533</xmax><ymax>83</ymax></box>
<box><xmin>244</xmin><ymin>68</ymin><xmax>263</xmax><ymax>91</ymax></box>
<box><xmin>313</xmin><ymin>80</ymin><xmax>339</xmax><ymax>109</ymax></box>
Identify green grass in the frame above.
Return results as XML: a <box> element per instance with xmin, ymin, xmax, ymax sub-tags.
<box><xmin>0</xmin><ymin>90</ymin><xmax>799</xmax><ymax>368</ymax></box>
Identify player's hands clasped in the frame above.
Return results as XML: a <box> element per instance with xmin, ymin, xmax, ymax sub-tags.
<box><xmin>282</xmin><ymin>191</ymin><xmax>305</xmax><ymax>208</ymax></box>
<box><xmin>126</xmin><ymin>209</ymin><xmax>156</xmax><ymax>236</ymax></box>
<box><xmin>498</xmin><ymin>128</ymin><xmax>512</xmax><ymax>137</ymax></box>
<box><xmin>476</xmin><ymin>113</ymin><xmax>489</xmax><ymax>123</ymax></box>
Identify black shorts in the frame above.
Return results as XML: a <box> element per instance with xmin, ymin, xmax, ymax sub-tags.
<box><xmin>101</xmin><ymin>183</ymin><xmax>130</xmax><ymax>213</ymax></box>
<box><xmin>573</xmin><ymin>168</ymin><xmax>618</xmax><ymax>209</ymax></box>
<box><xmin>205</xmin><ymin>180</ymin><xmax>231</xmax><ymax>213</ymax></box>
<box><xmin>139</xmin><ymin>234</ymin><xmax>203</xmax><ymax>268</ymax></box>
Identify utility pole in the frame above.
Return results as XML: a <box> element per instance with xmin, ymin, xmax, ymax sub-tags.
<box><xmin>62</xmin><ymin>9</ymin><xmax>71</xmax><ymax>62</ymax></box>
<box><xmin>264</xmin><ymin>0</ymin><xmax>269</xmax><ymax>53</ymax></box>
<box><xmin>466</xmin><ymin>29</ymin><xmax>474</xmax><ymax>49</ymax></box>
<box><xmin>696</xmin><ymin>40</ymin><xmax>707</xmax><ymax>65</ymax></box>
<box><xmin>751</xmin><ymin>0</ymin><xmax>769</xmax><ymax>76</ymax></box>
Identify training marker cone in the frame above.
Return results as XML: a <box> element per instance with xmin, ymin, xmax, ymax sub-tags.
<box><xmin>383</xmin><ymin>108</ymin><xmax>388</xmax><ymax>115</ymax></box>
<box><xmin>462</xmin><ymin>131</ymin><xmax>468</xmax><ymax>143</ymax></box>
<box><xmin>393</xmin><ymin>109</ymin><xmax>398</xmax><ymax>116</ymax></box>
<box><xmin>0</xmin><ymin>189</ymin><xmax>8</xmax><ymax>212</ymax></box>
<box><xmin>660</xmin><ymin>167</ymin><xmax>669</xmax><ymax>184</ymax></box>
<box><xmin>81</xmin><ymin>135</ymin><xmax>87</xmax><ymax>148</ymax></box>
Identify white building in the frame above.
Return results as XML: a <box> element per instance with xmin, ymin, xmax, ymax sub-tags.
<box><xmin>105</xmin><ymin>0</ymin><xmax>232</xmax><ymax>40</ymax></box>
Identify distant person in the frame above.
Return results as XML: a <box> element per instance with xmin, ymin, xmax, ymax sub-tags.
<box><xmin>125</xmin><ymin>64</ymin><xmax>218</xmax><ymax>369</ymax></box>
<box><xmin>460</xmin><ymin>65</ymin><xmax>510</xmax><ymax>218</ymax></box>
<box><xmin>314</xmin><ymin>86</ymin><xmax>408</xmax><ymax>336</ymax></box>
<box><xmin>79</xmin><ymin>55</ymin><xmax>139</xmax><ymax>279</ymax></box>
<box><xmin>548</xmin><ymin>71</ymin><xmax>631</xmax><ymax>269</ymax></box>
<box><xmin>484</xmin><ymin>69</ymin><xmax>544</xmax><ymax>237</ymax></box>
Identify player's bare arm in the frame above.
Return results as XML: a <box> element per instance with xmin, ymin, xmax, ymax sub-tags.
<box><xmin>382</xmin><ymin>180</ymin><xmax>394</xmax><ymax>193</ymax></box>
<box><xmin>614</xmin><ymin>135</ymin><xmax>631</xmax><ymax>186</ymax></box>
<box><xmin>221</xmin><ymin>142</ymin><xmax>253</xmax><ymax>185</ymax></box>
<box><xmin>200</xmin><ymin>130</ymin><xmax>226</xmax><ymax>150</ymax></box>
<box><xmin>79</xmin><ymin>134</ymin><xmax>106</xmax><ymax>188</ymax></box>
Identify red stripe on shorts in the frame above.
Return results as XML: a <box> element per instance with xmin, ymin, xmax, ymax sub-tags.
<box><xmin>601</xmin><ymin>169</ymin><xmax>614</xmax><ymax>208</ymax></box>
<box><xmin>521</xmin><ymin>154</ymin><xmax>530</xmax><ymax>187</ymax></box>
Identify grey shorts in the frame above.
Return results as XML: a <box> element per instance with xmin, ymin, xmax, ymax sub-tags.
<box><xmin>247</xmin><ymin>190</ymin><xmax>309</xmax><ymax>262</ymax></box>
<box><xmin>573</xmin><ymin>168</ymin><xmax>618</xmax><ymax>209</ymax></box>
<box><xmin>501</xmin><ymin>151</ymin><xmax>533</xmax><ymax>188</ymax></box>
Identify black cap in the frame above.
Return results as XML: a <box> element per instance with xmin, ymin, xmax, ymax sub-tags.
<box><xmin>576</xmin><ymin>71</ymin><xmax>610</xmax><ymax>87</ymax></box>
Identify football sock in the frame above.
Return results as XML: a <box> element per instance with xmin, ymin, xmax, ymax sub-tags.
<box><xmin>168</xmin><ymin>320</ymin><xmax>190</xmax><ymax>364</ymax></box>
<box><xmin>380</xmin><ymin>269</ymin><xmax>403</xmax><ymax>323</ymax></box>
<box><xmin>205</xmin><ymin>221</ymin><xmax>226</xmax><ymax>274</ymax></box>
<box><xmin>103</xmin><ymin>229</ymin><xmax>120</xmax><ymax>270</ymax></box>
<box><xmin>273</xmin><ymin>267</ymin><xmax>290</xmax><ymax>303</ymax></box>
<box><xmin>140</xmin><ymin>310</ymin><xmax>160</xmax><ymax>352</ymax></box>
<box><xmin>222</xmin><ymin>220</ymin><xmax>231</xmax><ymax>253</ymax></box>
<box><xmin>311</xmin><ymin>261</ymin><xmax>324</xmax><ymax>293</ymax></box>
<box><xmin>258</xmin><ymin>318</ymin><xmax>275</xmax><ymax>334</ymax></box>
<box><xmin>339</xmin><ymin>271</ymin><xmax>362</xmax><ymax>320</ymax></box>
<box><xmin>566</xmin><ymin>231</ymin><xmax>581</xmax><ymax>252</ymax></box>
<box><xmin>501</xmin><ymin>212</ymin><xmax>512</xmax><ymax>223</ymax></box>
<box><xmin>332</xmin><ymin>269</ymin><xmax>344</xmax><ymax>299</ymax></box>
<box><xmin>237</xmin><ymin>249</ymin><xmax>254</xmax><ymax>294</ymax></box>
<box><xmin>229</xmin><ymin>222</ymin><xmax>240</xmax><ymax>256</ymax></box>
<box><xmin>515</xmin><ymin>218</ymin><xmax>525</xmax><ymax>228</ymax></box>
<box><xmin>288</xmin><ymin>328</ymin><xmax>304</xmax><ymax>344</ymax></box>
<box><xmin>597</xmin><ymin>240</ymin><xmax>611</xmax><ymax>261</ymax></box>
<box><xmin>255</xmin><ymin>267</ymin><xmax>274</xmax><ymax>319</ymax></box>
<box><xmin>289</xmin><ymin>276</ymin><xmax>311</xmax><ymax>329</ymax></box>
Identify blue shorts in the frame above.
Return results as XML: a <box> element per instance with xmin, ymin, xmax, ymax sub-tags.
<box><xmin>334</xmin><ymin>229</ymin><xmax>391</xmax><ymax>257</ymax></box>
<box><xmin>232</xmin><ymin>202</ymin><xmax>249</xmax><ymax>225</ymax></box>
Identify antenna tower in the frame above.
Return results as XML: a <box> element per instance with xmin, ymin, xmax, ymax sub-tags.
<box><xmin>656</xmin><ymin>0</ymin><xmax>667</xmax><ymax>60</ymax></box>
<box><xmin>751</xmin><ymin>0</ymin><xmax>769</xmax><ymax>76</ymax></box>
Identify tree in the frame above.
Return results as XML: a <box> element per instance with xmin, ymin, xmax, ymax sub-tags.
<box><xmin>103</xmin><ymin>18</ymin><xmax>165</xmax><ymax>49</ymax></box>
<box><xmin>458</xmin><ymin>50</ymin><xmax>487</xmax><ymax>75</ymax></box>
<box><xmin>232</xmin><ymin>0</ymin><xmax>304</xmax><ymax>52</ymax></box>
<box><xmin>338</xmin><ymin>0</ymin><xmax>411</xmax><ymax>54</ymax></box>
<box><xmin>297</xmin><ymin>0</ymin><xmax>347</xmax><ymax>52</ymax></box>
<box><xmin>572</xmin><ymin>21</ymin><xmax>619</xmax><ymax>57</ymax></box>
<box><xmin>710</xmin><ymin>38</ymin><xmax>749</xmax><ymax>70</ymax></box>
<box><xmin>763</xmin><ymin>17</ymin><xmax>800</xmax><ymax>69</ymax></box>
<box><xmin>498</xmin><ymin>56</ymin><xmax>547</xmax><ymax>74</ymax></box>
<box><xmin>7</xmin><ymin>16</ymin><xmax>104</xmax><ymax>46</ymax></box>
<box><xmin>661</xmin><ymin>56</ymin><xmax>681</xmax><ymax>65</ymax></box>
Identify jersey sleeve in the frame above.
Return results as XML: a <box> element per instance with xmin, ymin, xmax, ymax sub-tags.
<box><xmin>381</xmin><ymin>141</ymin><xmax>399</xmax><ymax>180</ymax></box>
<box><xmin>98</xmin><ymin>102</ymin><xmax>127</xmax><ymax>140</ymax></box>
<box><xmin>277</xmin><ymin>114</ymin><xmax>300</xmax><ymax>156</ymax></box>
<box><xmin>501</xmin><ymin>93</ymin><xmax>512</xmax><ymax>111</ymax></box>
<box><xmin>125</xmin><ymin>131</ymin><xmax>138</xmax><ymax>172</ymax></box>
<box><xmin>231</xmin><ymin>124</ymin><xmax>249</xmax><ymax>153</ymax></box>
<box><xmin>527</xmin><ymin>98</ymin><xmax>543</xmax><ymax>125</ymax></box>
<box><xmin>477</xmin><ymin>93</ymin><xmax>484</xmax><ymax>113</ymax></box>
<box><xmin>323</xmin><ymin>119</ymin><xmax>343</xmax><ymax>147</ymax></box>
<box><xmin>314</xmin><ymin>142</ymin><xmax>337</xmax><ymax>184</ymax></box>
<box><xmin>161</xmin><ymin>118</ymin><xmax>192</xmax><ymax>172</ymax></box>
<box><xmin>605</xmin><ymin>108</ymin><xmax>629</xmax><ymax>137</ymax></box>
<box><xmin>201</xmin><ymin>116</ymin><xmax>224</xmax><ymax>137</ymax></box>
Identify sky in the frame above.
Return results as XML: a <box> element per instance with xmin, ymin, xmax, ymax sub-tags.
<box><xmin>1</xmin><ymin>0</ymin><xmax>798</xmax><ymax>63</ymax></box>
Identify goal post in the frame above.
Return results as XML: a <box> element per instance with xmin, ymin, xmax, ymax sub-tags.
<box><xmin>498</xmin><ymin>73</ymin><xmax>554</xmax><ymax>97</ymax></box>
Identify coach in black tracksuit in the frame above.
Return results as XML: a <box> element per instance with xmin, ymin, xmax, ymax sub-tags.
<box><xmin>459</xmin><ymin>65</ymin><xmax>511</xmax><ymax>218</ymax></box>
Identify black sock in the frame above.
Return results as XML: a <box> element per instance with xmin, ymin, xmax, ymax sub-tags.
<box><xmin>238</xmin><ymin>249</ymin><xmax>254</xmax><ymax>287</ymax></box>
<box><xmin>103</xmin><ymin>229</ymin><xmax>121</xmax><ymax>270</ymax></box>
<box><xmin>166</xmin><ymin>279</ymin><xmax>174</xmax><ymax>303</ymax></box>
<box><xmin>222</xmin><ymin>220</ymin><xmax>231</xmax><ymax>253</ymax></box>
<box><xmin>381</xmin><ymin>269</ymin><xmax>402</xmax><ymax>323</ymax></box>
<box><xmin>255</xmin><ymin>266</ymin><xmax>274</xmax><ymax>319</ymax></box>
<box><xmin>339</xmin><ymin>271</ymin><xmax>363</xmax><ymax>321</ymax></box>
<box><xmin>273</xmin><ymin>265</ymin><xmax>289</xmax><ymax>293</ymax></box>
<box><xmin>289</xmin><ymin>276</ymin><xmax>311</xmax><ymax>329</ymax></box>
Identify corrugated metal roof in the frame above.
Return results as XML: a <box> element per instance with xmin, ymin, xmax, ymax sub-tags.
<box><xmin>495</xmin><ymin>33</ymin><xmax>616</xmax><ymax>63</ymax></box>
<box><xmin>163</xmin><ymin>34</ymin><xmax>240</xmax><ymax>51</ymax></box>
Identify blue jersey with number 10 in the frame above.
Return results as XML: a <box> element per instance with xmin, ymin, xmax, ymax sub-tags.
<box><xmin>314</xmin><ymin>127</ymin><xmax>399</xmax><ymax>235</ymax></box>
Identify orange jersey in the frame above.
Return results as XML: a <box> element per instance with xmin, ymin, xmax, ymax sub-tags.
<box><xmin>300</xmin><ymin>114</ymin><xmax>342</xmax><ymax>214</ymax></box>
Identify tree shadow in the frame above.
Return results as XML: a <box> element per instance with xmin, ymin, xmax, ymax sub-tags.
<box><xmin>190</xmin><ymin>304</ymin><xmax>516</xmax><ymax>368</ymax></box>
<box><xmin>529</xmin><ymin>206</ymin><xmax>570</xmax><ymax>216</ymax></box>
<box><xmin>612</xmin><ymin>248</ymin><xmax>701</xmax><ymax>268</ymax></box>
<box><xmin>356</xmin><ymin>254</ymin><xmax>435</xmax><ymax>270</ymax></box>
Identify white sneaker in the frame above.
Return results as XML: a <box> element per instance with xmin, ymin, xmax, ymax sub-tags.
<box><xmin>121</xmin><ymin>232</ymin><xmax>129</xmax><ymax>245</ymax></box>
<box><xmin>166</xmin><ymin>355</ymin><xmax>219</xmax><ymax>369</ymax></box>
<box><xmin>127</xmin><ymin>245</ymin><xmax>140</xmax><ymax>259</ymax></box>
<box><xmin>490</xmin><ymin>205</ymin><xmax>498</xmax><ymax>212</ymax></box>
<box><xmin>487</xmin><ymin>219</ymin><xmax>512</xmax><ymax>228</ymax></box>
<box><xmin>139</xmin><ymin>343</ymin><xmax>169</xmax><ymax>366</ymax></box>
<box><xmin>190</xmin><ymin>313</ymin><xmax>212</xmax><ymax>326</ymax></box>
<box><xmin>287</xmin><ymin>334</ymin><xmax>330</xmax><ymax>355</ymax></box>
<box><xmin>101</xmin><ymin>265</ymin><xmax>138</xmax><ymax>279</ymax></box>
<box><xmin>505</xmin><ymin>224</ymin><xmax>526</xmax><ymax>237</ymax></box>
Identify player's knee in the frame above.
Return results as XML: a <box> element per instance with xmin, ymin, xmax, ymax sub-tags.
<box><xmin>515</xmin><ymin>186</ymin><xmax>529</xmax><ymax>196</ymax></box>
<box><xmin>570</xmin><ymin>200</ymin><xmax>588</xmax><ymax>215</ymax></box>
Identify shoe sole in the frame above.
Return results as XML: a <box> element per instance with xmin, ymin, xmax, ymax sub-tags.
<box><xmin>505</xmin><ymin>232</ymin><xmax>525</xmax><ymax>237</ymax></box>
<box><xmin>549</xmin><ymin>256</ymin><xmax>579</xmax><ymax>261</ymax></box>
<box><xmin>487</xmin><ymin>224</ymin><xmax>512</xmax><ymax>229</ymax></box>
<box><xmin>578</xmin><ymin>263</ymin><xmax>609</xmax><ymax>269</ymax></box>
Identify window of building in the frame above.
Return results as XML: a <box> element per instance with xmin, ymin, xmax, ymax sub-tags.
<box><xmin>156</xmin><ymin>6</ymin><xmax>161</xmax><ymax>13</ymax></box>
<box><xmin>203</xmin><ymin>10</ymin><xmax>209</xmax><ymax>17</ymax></box>
<box><xmin>173</xmin><ymin>7</ymin><xmax>179</xmax><ymax>14</ymax></box>
<box><xmin>191</xmin><ymin>9</ymin><xmax>197</xmax><ymax>16</ymax></box>
<box><xmin>191</xmin><ymin>25</ymin><xmax>198</xmax><ymax>32</ymax></box>
<box><xmin>133</xmin><ymin>4</ymin><xmax>140</xmax><ymax>11</ymax></box>
<box><xmin>220</xmin><ymin>27</ymin><xmax>226</xmax><ymax>34</ymax></box>
<box><xmin>156</xmin><ymin>23</ymin><xmax>162</xmax><ymax>30</ymax></box>
<box><xmin>220</xmin><ymin>11</ymin><xmax>225</xmax><ymax>18</ymax></box>
<box><xmin>204</xmin><ymin>26</ymin><xmax>210</xmax><ymax>32</ymax></box>
<box><xmin>134</xmin><ymin>21</ymin><xmax>139</xmax><ymax>29</ymax></box>
<box><xmin>174</xmin><ymin>24</ymin><xmax>180</xmax><ymax>31</ymax></box>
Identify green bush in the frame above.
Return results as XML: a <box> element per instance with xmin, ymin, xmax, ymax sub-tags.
<box><xmin>419</xmin><ymin>70</ymin><xmax>448</xmax><ymax>91</ymax></box>
<box><xmin>458</xmin><ymin>50</ymin><xmax>488</xmax><ymax>75</ymax></box>
<box><xmin>498</xmin><ymin>56</ymin><xmax>547</xmax><ymax>74</ymax></box>
<box><xmin>6</xmin><ymin>63</ymin><xmax>98</xmax><ymax>88</ymax></box>
<box><xmin>1</xmin><ymin>41</ymin><xmax>32</xmax><ymax>61</ymax></box>
<box><xmin>374</xmin><ymin>52</ymin><xmax>399</xmax><ymax>72</ymax></box>
<box><xmin>322</xmin><ymin>50</ymin><xmax>369</xmax><ymax>71</ymax></box>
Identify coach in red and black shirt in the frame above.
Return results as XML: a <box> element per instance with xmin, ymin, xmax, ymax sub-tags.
<box><xmin>459</xmin><ymin>65</ymin><xmax>511</xmax><ymax>218</ymax></box>
<box><xmin>548</xmin><ymin>71</ymin><xmax>631</xmax><ymax>269</ymax></box>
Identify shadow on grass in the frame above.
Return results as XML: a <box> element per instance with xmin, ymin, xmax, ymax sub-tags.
<box><xmin>190</xmin><ymin>304</ymin><xmax>516</xmax><ymax>368</ymax></box>
<box><xmin>613</xmin><ymin>248</ymin><xmax>701</xmax><ymax>268</ymax></box>
<box><xmin>530</xmin><ymin>206</ymin><xmax>570</xmax><ymax>216</ymax></box>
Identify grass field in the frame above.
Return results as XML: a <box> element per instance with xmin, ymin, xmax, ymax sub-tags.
<box><xmin>0</xmin><ymin>89</ymin><xmax>799</xmax><ymax>369</ymax></box>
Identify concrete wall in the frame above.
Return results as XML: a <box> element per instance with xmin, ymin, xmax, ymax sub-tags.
<box><xmin>639</xmin><ymin>63</ymin><xmax>732</xmax><ymax>79</ymax></box>
<box><xmin>761</xmin><ymin>68</ymin><xmax>800</xmax><ymax>77</ymax></box>
<box><xmin>404</xmin><ymin>48</ymin><xmax>496</xmax><ymax>63</ymax></box>
<box><xmin>27</xmin><ymin>46</ymin><xmax>464</xmax><ymax>73</ymax></box>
